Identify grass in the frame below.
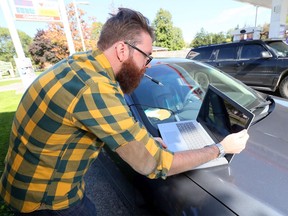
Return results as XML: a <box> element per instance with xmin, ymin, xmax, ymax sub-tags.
<box><xmin>0</xmin><ymin>79</ymin><xmax>21</xmax><ymax>87</ymax></box>
<box><xmin>0</xmin><ymin>91</ymin><xmax>23</xmax><ymax>171</ymax></box>
<box><xmin>0</xmin><ymin>90</ymin><xmax>23</xmax><ymax>215</ymax></box>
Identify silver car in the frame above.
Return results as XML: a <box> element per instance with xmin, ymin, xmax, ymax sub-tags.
<box><xmin>105</xmin><ymin>58</ymin><xmax>288</xmax><ymax>216</ymax></box>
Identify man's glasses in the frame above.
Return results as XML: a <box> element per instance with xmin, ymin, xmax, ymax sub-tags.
<box><xmin>124</xmin><ymin>41</ymin><xmax>153</xmax><ymax>66</ymax></box>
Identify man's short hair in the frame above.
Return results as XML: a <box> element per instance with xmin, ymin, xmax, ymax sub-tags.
<box><xmin>97</xmin><ymin>8</ymin><xmax>154</xmax><ymax>51</ymax></box>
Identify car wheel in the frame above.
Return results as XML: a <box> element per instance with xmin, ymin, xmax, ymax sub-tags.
<box><xmin>279</xmin><ymin>76</ymin><xmax>288</xmax><ymax>98</ymax></box>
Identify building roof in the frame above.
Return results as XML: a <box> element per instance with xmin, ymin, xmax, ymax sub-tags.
<box><xmin>234</xmin><ymin>0</ymin><xmax>272</xmax><ymax>8</ymax></box>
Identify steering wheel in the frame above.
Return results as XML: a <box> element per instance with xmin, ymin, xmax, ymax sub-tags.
<box><xmin>194</xmin><ymin>72</ymin><xmax>209</xmax><ymax>89</ymax></box>
<box><xmin>183</xmin><ymin>86</ymin><xmax>202</xmax><ymax>105</ymax></box>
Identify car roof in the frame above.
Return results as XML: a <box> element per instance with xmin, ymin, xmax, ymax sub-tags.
<box><xmin>150</xmin><ymin>58</ymin><xmax>192</xmax><ymax>66</ymax></box>
<box><xmin>191</xmin><ymin>39</ymin><xmax>284</xmax><ymax>50</ymax></box>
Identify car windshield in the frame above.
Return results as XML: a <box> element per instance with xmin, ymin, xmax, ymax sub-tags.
<box><xmin>266</xmin><ymin>41</ymin><xmax>288</xmax><ymax>57</ymax></box>
<box><xmin>130</xmin><ymin>60</ymin><xmax>269</xmax><ymax>128</ymax></box>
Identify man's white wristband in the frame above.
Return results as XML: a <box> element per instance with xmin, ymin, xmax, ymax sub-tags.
<box><xmin>215</xmin><ymin>143</ymin><xmax>225</xmax><ymax>158</ymax></box>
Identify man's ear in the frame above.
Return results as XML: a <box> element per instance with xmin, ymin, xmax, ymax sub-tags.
<box><xmin>115</xmin><ymin>42</ymin><xmax>129</xmax><ymax>63</ymax></box>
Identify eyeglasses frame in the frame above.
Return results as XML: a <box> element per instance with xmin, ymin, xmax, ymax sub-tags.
<box><xmin>124</xmin><ymin>41</ymin><xmax>153</xmax><ymax>66</ymax></box>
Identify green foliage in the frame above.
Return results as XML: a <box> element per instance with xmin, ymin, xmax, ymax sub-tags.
<box><xmin>28</xmin><ymin>29</ymin><xmax>60</xmax><ymax>68</ymax></box>
<box><xmin>0</xmin><ymin>27</ymin><xmax>32</xmax><ymax>65</ymax></box>
<box><xmin>170</xmin><ymin>27</ymin><xmax>186</xmax><ymax>50</ymax></box>
<box><xmin>0</xmin><ymin>90</ymin><xmax>22</xmax><ymax>216</ymax></box>
<box><xmin>91</xmin><ymin>21</ymin><xmax>103</xmax><ymax>41</ymax></box>
<box><xmin>190</xmin><ymin>28</ymin><xmax>232</xmax><ymax>48</ymax></box>
<box><xmin>28</xmin><ymin>3</ymin><xmax>100</xmax><ymax>69</ymax></box>
<box><xmin>153</xmin><ymin>9</ymin><xmax>185</xmax><ymax>50</ymax></box>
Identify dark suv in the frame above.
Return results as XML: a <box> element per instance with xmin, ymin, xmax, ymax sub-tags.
<box><xmin>186</xmin><ymin>39</ymin><xmax>288</xmax><ymax>98</ymax></box>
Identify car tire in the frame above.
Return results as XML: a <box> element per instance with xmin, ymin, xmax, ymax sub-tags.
<box><xmin>279</xmin><ymin>76</ymin><xmax>288</xmax><ymax>99</ymax></box>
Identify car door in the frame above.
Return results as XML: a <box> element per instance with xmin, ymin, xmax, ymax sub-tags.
<box><xmin>235</xmin><ymin>43</ymin><xmax>275</xmax><ymax>87</ymax></box>
<box><xmin>213</xmin><ymin>44</ymin><xmax>239</xmax><ymax>76</ymax></box>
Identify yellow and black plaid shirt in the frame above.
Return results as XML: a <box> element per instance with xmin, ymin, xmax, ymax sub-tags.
<box><xmin>0</xmin><ymin>49</ymin><xmax>174</xmax><ymax>213</ymax></box>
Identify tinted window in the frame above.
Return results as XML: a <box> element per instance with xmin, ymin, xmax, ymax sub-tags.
<box><xmin>217</xmin><ymin>46</ymin><xmax>237</xmax><ymax>60</ymax></box>
<box><xmin>188</xmin><ymin>47</ymin><xmax>214</xmax><ymax>60</ymax></box>
<box><xmin>240</xmin><ymin>44</ymin><xmax>266</xmax><ymax>59</ymax></box>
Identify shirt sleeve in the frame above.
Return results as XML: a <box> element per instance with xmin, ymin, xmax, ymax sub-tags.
<box><xmin>71</xmin><ymin>79</ymin><xmax>174</xmax><ymax>179</ymax></box>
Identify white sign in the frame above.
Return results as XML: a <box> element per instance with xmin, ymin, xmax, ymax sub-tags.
<box><xmin>14</xmin><ymin>57</ymin><xmax>37</xmax><ymax>89</ymax></box>
<box><xmin>10</xmin><ymin>0</ymin><xmax>61</xmax><ymax>22</ymax></box>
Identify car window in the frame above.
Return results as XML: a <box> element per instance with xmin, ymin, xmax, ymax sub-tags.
<box><xmin>266</xmin><ymin>41</ymin><xmax>288</xmax><ymax>57</ymax></box>
<box><xmin>187</xmin><ymin>47</ymin><xmax>214</xmax><ymax>60</ymax></box>
<box><xmin>240</xmin><ymin>44</ymin><xmax>266</xmax><ymax>59</ymax></box>
<box><xmin>217</xmin><ymin>46</ymin><xmax>237</xmax><ymax>60</ymax></box>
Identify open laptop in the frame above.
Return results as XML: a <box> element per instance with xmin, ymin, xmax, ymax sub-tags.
<box><xmin>158</xmin><ymin>84</ymin><xmax>254</xmax><ymax>169</ymax></box>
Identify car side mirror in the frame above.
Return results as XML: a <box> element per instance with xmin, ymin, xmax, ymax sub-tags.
<box><xmin>261</xmin><ymin>51</ymin><xmax>273</xmax><ymax>59</ymax></box>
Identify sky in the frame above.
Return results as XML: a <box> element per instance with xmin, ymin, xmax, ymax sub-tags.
<box><xmin>0</xmin><ymin>0</ymin><xmax>272</xmax><ymax>43</ymax></box>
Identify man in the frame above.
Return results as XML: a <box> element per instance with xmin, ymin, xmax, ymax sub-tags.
<box><xmin>0</xmin><ymin>8</ymin><xmax>249</xmax><ymax>215</ymax></box>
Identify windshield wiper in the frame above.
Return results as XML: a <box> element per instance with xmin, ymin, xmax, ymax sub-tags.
<box><xmin>251</xmin><ymin>100</ymin><xmax>271</xmax><ymax>112</ymax></box>
<box><xmin>144</xmin><ymin>74</ymin><xmax>164</xmax><ymax>86</ymax></box>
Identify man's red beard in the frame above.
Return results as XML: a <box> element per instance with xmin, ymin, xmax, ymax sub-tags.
<box><xmin>116</xmin><ymin>57</ymin><xmax>146</xmax><ymax>94</ymax></box>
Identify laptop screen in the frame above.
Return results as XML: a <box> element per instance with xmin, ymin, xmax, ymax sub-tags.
<box><xmin>197</xmin><ymin>84</ymin><xmax>254</xmax><ymax>142</ymax></box>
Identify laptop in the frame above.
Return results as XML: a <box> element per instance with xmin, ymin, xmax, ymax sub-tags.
<box><xmin>158</xmin><ymin>84</ymin><xmax>254</xmax><ymax>169</ymax></box>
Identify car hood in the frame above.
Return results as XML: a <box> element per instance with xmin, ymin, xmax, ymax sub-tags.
<box><xmin>186</xmin><ymin>97</ymin><xmax>288</xmax><ymax>215</ymax></box>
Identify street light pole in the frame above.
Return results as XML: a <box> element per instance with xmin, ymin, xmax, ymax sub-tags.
<box><xmin>73</xmin><ymin>0</ymin><xmax>89</xmax><ymax>52</ymax></box>
<box><xmin>255</xmin><ymin>5</ymin><xmax>259</xmax><ymax>27</ymax></box>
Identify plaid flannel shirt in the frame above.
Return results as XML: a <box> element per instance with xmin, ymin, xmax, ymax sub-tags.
<box><xmin>0</xmin><ymin>49</ymin><xmax>174</xmax><ymax>213</ymax></box>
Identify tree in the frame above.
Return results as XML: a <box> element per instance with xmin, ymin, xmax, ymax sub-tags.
<box><xmin>153</xmin><ymin>9</ymin><xmax>185</xmax><ymax>50</ymax></box>
<box><xmin>170</xmin><ymin>27</ymin><xmax>186</xmax><ymax>50</ymax></box>
<box><xmin>90</xmin><ymin>21</ymin><xmax>103</xmax><ymax>43</ymax></box>
<box><xmin>28</xmin><ymin>30</ymin><xmax>60</xmax><ymax>68</ymax></box>
<box><xmin>0</xmin><ymin>27</ymin><xmax>32</xmax><ymax>64</ymax></box>
<box><xmin>190</xmin><ymin>28</ymin><xmax>230</xmax><ymax>48</ymax></box>
<box><xmin>190</xmin><ymin>28</ymin><xmax>211</xmax><ymax>48</ymax></box>
<box><xmin>28</xmin><ymin>3</ymin><xmax>101</xmax><ymax>68</ymax></box>
<box><xmin>46</xmin><ymin>3</ymin><xmax>91</xmax><ymax>53</ymax></box>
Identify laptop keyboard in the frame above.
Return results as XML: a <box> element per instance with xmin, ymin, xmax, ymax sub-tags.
<box><xmin>176</xmin><ymin>122</ymin><xmax>213</xmax><ymax>149</ymax></box>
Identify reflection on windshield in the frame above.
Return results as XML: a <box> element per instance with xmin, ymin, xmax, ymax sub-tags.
<box><xmin>131</xmin><ymin>61</ymin><xmax>266</xmax><ymax>128</ymax></box>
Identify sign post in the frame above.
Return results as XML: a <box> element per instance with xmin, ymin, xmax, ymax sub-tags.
<box><xmin>0</xmin><ymin>0</ymin><xmax>76</xmax><ymax>90</ymax></box>
<box><xmin>14</xmin><ymin>58</ymin><xmax>37</xmax><ymax>89</ymax></box>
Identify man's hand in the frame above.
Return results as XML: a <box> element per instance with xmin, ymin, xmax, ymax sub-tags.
<box><xmin>220</xmin><ymin>129</ymin><xmax>249</xmax><ymax>154</ymax></box>
<box><xmin>154</xmin><ymin>137</ymin><xmax>167</xmax><ymax>149</ymax></box>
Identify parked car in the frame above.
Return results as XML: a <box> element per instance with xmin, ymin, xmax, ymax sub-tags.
<box><xmin>104</xmin><ymin>58</ymin><xmax>288</xmax><ymax>216</ymax></box>
<box><xmin>186</xmin><ymin>39</ymin><xmax>288</xmax><ymax>99</ymax></box>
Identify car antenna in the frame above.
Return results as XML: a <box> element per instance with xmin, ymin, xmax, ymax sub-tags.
<box><xmin>144</xmin><ymin>74</ymin><xmax>164</xmax><ymax>86</ymax></box>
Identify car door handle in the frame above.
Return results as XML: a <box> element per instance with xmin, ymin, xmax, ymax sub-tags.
<box><xmin>216</xmin><ymin>63</ymin><xmax>222</xmax><ymax>67</ymax></box>
<box><xmin>236</xmin><ymin>62</ymin><xmax>244</xmax><ymax>67</ymax></box>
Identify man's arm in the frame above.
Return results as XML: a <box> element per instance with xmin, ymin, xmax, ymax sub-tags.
<box><xmin>167</xmin><ymin>145</ymin><xmax>219</xmax><ymax>176</ymax></box>
<box><xmin>167</xmin><ymin>129</ymin><xmax>249</xmax><ymax>176</ymax></box>
<box><xmin>116</xmin><ymin>129</ymin><xmax>249</xmax><ymax>177</ymax></box>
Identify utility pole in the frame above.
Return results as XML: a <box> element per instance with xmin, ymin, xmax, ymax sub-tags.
<box><xmin>0</xmin><ymin>0</ymin><xmax>25</xmax><ymax>59</ymax></box>
<box><xmin>255</xmin><ymin>5</ymin><xmax>259</xmax><ymax>27</ymax></box>
<box><xmin>73</xmin><ymin>0</ymin><xmax>89</xmax><ymax>51</ymax></box>
<box><xmin>59</xmin><ymin>0</ymin><xmax>76</xmax><ymax>54</ymax></box>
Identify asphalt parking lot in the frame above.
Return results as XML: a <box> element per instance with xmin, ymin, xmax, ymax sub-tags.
<box><xmin>84</xmin><ymin>150</ymin><xmax>153</xmax><ymax>216</ymax></box>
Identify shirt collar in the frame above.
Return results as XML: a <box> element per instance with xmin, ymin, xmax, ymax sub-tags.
<box><xmin>91</xmin><ymin>49</ymin><xmax>116</xmax><ymax>82</ymax></box>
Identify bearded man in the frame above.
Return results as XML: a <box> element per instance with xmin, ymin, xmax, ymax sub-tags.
<box><xmin>0</xmin><ymin>8</ymin><xmax>249</xmax><ymax>216</ymax></box>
